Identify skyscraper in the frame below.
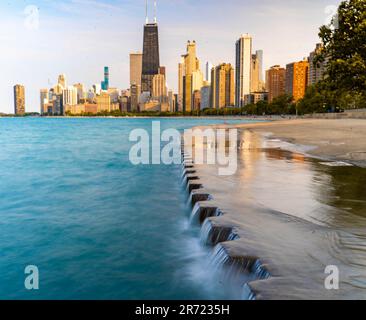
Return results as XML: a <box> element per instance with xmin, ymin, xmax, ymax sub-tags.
<box><xmin>130</xmin><ymin>84</ymin><xmax>141</xmax><ymax>112</ymax></box>
<box><xmin>101</xmin><ymin>67</ymin><xmax>109</xmax><ymax>90</ymax></box>
<box><xmin>308</xmin><ymin>43</ymin><xmax>327</xmax><ymax>86</ymax></box>
<box><xmin>205</xmin><ymin>62</ymin><xmax>213</xmax><ymax>83</ymax></box>
<box><xmin>181</xmin><ymin>41</ymin><xmax>203</xmax><ymax>112</ymax></box>
<box><xmin>235</xmin><ymin>34</ymin><xmax>252</xmax><ymax>107</ymax></box>
<box><xmin>141</xmin><ymin>1</ymin><xmax>160</xmax><ymax>94</ymax></box>
<box><xmin>266</xmin><ymin>65</ymin><xmax>286</xmax><ymax>103</ymax></box>
<box><xmin>14</xmin><ymin>85</ymin><xmax>25</xmax><ymax>115</ymax></box>
<box><xmin>63</xmin><ymin>86</ymin><xmax>78</xmax><ymax>106</ymax></box>
<box><xmin>211</xmin><ymin>63</ymin><xmax>235</xmax><ymax>109</ymax></box>
<box><xmin>200</xmin><ymin>85</ymin><xmax>211</xmax><ymax>110</ymax></box>
<box><xmin>130</xmin><ymin>52</ymin><xmax>143</xmax><ymax>86</ymax></box>
<box><xmin>256</xmin><ymin>50</ymin><xmax>264</xmax><ymax>86</ymax></box>
<box><xmin>178</xmin><ymin>58</ymin><xmax>185</xmax><ymax>111</ymax></box>
<box><xmin>74</xmin><ymin>83</ymin><xmax>86</xmax><ymax>103</ymax></box>
<box><xmin>40</xmin><ymin>89</ymin><xmax>49</xmax><ymax>115</ymax></box>
<box><xmin>251</xmin><ymin>50</ymin><xmax>265</xmax><ymax>92</ymax></box>
<box><xmin>193</xmin><ymin>90</ymin><xmax>201</xmax><ymax>111</ymax></box>
<box><xmin>286</xmin><ymin>60</ymin><xmax>309</xmax><ymax>102</ymax></box>
<box><xmin>52</xmin><ymin>93</ymin><xmax>64</xmax><ymax>116</ymax></box>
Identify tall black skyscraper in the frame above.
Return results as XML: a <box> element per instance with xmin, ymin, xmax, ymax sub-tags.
<box><xmin>141</xmin><ymin>1</ymin><xmax>160</xmax><ymax>94</ymax></box>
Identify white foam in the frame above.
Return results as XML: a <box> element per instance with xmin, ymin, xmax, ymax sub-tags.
<box><xmin>319</xmin><ymin>161</ymin><xmax>353</xmax><ymax>167</ymax></box>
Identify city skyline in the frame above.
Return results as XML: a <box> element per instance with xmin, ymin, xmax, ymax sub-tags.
<box><xmin>0</xmin><ymin>0</ymin><xmax>341</xmax><ymax>113</ymax></box>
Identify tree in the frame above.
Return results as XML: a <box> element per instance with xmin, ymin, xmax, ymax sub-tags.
<box><xmin>270</xmin><ymin>94</ymin><xmax>294</xmax><ymax>115</ymax></box>
<box><xmin>318</xmin><ymin>0</ymin><xmax>366</xmax><ymax>108</ymax></box>
<box><xmin>298</xmin><ymin>84</ymin><xmax>328</xmax><ymax>114</ymax></box>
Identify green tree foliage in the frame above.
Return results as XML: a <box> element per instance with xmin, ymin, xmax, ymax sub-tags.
<box><xmin>300</xmin><ymin>0</ymin><xmax>366</xmax><ymax>112</ymax></box>
<box><xmin>270</xmin><ymin>95</ymin><xmax>295</xmax><ymax>115</ymax></box>
<box><xmin>242</xmin><ymin>95</ymin><xmax>295</xmax><ymax>115</ymax></box>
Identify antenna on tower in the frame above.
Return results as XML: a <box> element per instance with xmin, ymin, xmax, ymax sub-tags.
<box><xmin>154</xmin><ymin>0</ymin><xmax>157</xmax><ymax>23</ymax></box>
<box><xmin>145</xmin><ymin>0</ymin><xmax>149</xmax><ymax>24</ymax></box>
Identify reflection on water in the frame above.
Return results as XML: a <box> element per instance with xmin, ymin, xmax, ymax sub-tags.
<box><xmin>194</xmin><ymin>129</ymin><xmax>366</xmax><ymax>299</ymax></box>
<box><xmin>240</xmin><ymin>130</ymin><xmax>366</xmax><ymax>230</ymax></box>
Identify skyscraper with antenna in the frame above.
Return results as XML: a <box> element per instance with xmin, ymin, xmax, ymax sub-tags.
<box><xmin>141</xmin><ymin>0</ymin><xmax>160</xmax><ymax>94</ymax></box>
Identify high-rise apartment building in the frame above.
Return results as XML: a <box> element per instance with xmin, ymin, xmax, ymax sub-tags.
<box><xmin>256</xmin><ymin>50</ymin><xmax>264</xmax><ymax>85</ymax></box>
<box><xmin>200</xmin><ymin>85</ymin><xmax>211</xmax><ymax>110</ymax></box>
<box><xmin>211</xmin><ymin>63</ymin><xmax>235</xmax><ymax>109</ymax></box>
<box><xmin>266</xmin><ymin>65</ymin><xmax>286</xmax><ymax>103</ymax></box>
<box><xmin>286</xmin><ymin>60</ymin><xmax>309</xmax><ymax>102</ymax></box>
<box><xmin>235</xmin><ymin>34</ymin><xmax>252</xmax><ymax>107</ymax></box>
<box><xmin>130</xmin><ymin>53</ymin><xmax>143</xmax><ymax>86</ymax></box>
<box><xmin>192</xmin><ymin>90</ymin><xmax>201</xmax><ymax>111</ymax></box>
<box><xmin>308</xmin><ymin>43</ymin><xmax>327</xmax><ymax>86</ymax></box>
<box><xmin>130</xmin><ymin>84</ymin><xmax>141</xmax><ymax>112</ymax></box>
<box><xmin>40</xmin><ymin>89</ymin><xmax>49</xmax><ymax>115</ymax></box>
<box><xmin>14</xmin><ymin>85</ymin><xmax>25</xmax><ymax>115</ymax></box>
<box><xmin>52</xmin><ymin>93</ymin><xmax>64</xmax><ymax>115</ymax></box>
<box><xmin>181</xmin><ymin>41</ymin><xmax>204</xmax><ymax>112</ymax></box>
<box><xmin>97</xmin><ymin>92</ymin><xmax>111</xmax><ymax>112</ymax></box>
<box><xmin>251</xmin><ymin>50</ymin><xmax>264</xmax><ymax>92</ymax></box>
<box><xmin>178</xmin><ymin>58</ymin><xmax>185</xmax><ymax>112</ymax></box>
<box><xmin>73</xmin><ymin>83</ymin><xmax>86</xmax><ymax>103</ymax></box>
<box><xmin>63</xmin><ymin>86</ymin><xmax>78</xmax><ymax>106</ymax></box>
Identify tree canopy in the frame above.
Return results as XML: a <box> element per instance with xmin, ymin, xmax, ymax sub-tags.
<box><xmin>311</xmin><ymin>0</ymin><xmax>366</xmax><ymax>110</ymax></box>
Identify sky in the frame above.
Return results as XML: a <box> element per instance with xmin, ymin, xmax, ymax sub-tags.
<box><xmin>0</xmin><ymin>0</ymin><xmax>342</xmax><ymax>113</ymax></box>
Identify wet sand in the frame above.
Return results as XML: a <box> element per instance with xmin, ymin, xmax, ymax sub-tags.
<box><xmin>231</xmin><ymin>119</ymin><xmax>366</xmax><ymax>167</ymax></box>
<box><xmin>183</xmin><ymin>119</ymin><xmax>366</xmax><ymax>300</ymax></box>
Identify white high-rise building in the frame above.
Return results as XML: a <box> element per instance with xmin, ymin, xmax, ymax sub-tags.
<box><xmin>205</xmin><ymin>62</ymin><xmax>213</xmax><ymax>83</ymax></box>
<box><xmin>40</xmin><ymin>89</ymin><xmax>49</xmax><ymax>114</ymax></box>
<box><xmin>63</xmin><ymin>86</ymin><xmax>78</xmax><ymax>106</ymax></box>
<box><xmin>235</xmin><ymin>34</ymin><xmax>252</xmax><ymax>107</ymax></box>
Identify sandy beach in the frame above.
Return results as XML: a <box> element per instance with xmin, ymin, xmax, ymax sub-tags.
<box><xmin>232</xmin><ymin>118</ymin><xmax>366</xmax><ymax>167</ymax></box>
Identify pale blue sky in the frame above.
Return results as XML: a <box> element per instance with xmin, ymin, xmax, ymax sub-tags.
<box><xmin>0</xmin><ymin>0</ymin><xmax>341</xmax><ymax>113</ymax></box>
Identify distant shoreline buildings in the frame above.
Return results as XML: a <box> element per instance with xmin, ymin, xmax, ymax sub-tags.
<box><xmin>11</xmin><ymin>1</ymin><xmax>327</xmax><ymax>116</ymax></box>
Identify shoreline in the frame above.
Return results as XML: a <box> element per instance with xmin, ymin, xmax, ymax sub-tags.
<box><xmin>0</xmin><ymin>115</ymin><xmax>285</xmax><ymax>121</ymax></box>
<box><xmin>212</xmin><ymin>118</ymin><xmax>366</xmax><ymax>167</ymax></box>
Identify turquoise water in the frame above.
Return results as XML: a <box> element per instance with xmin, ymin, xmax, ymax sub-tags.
<box><xmin>0</xmin><ymin>117</ymin><xmax>256</xmax><ymax>300</ymax></box>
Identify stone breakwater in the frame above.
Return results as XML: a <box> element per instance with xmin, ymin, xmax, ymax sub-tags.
<box><xmin>180</xmin><ymin>129</ymin><xmax>366</xmax><ymax>300</ymax></box>
<box><xmin>180</xmin><ymin>141</ymin><xmax>270</xmax><ymax>300</ymax></box>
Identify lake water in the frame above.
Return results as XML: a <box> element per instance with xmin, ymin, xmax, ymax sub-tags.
<box><xmin>0</xmin><ymin>117</ymin><xmax>258</xmax><ymax>300</ymax></box>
